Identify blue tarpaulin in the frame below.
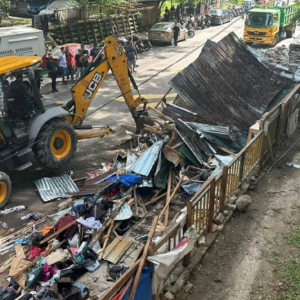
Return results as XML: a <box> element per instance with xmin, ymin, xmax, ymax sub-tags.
<box><xmin>123</xmin><ymin>267</ymin><xmax>153</xmax><ymax>300</ymax></box>
<box><xmin>106</xmin><ymin>174</ymin><xmax>143</xmax><ymax>189</ymax></box>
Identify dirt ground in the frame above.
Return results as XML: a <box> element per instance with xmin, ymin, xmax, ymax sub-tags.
<box><xmin>178</xmin><ymin>130</ymin><xmax>300</xmax><ymax>300</ymax></box>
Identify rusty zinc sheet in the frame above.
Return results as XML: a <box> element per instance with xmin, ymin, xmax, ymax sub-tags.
<box><xmin>170</xmin><ymin>32</ymin><xmax>294</xmax><ymax>131</ymax></box>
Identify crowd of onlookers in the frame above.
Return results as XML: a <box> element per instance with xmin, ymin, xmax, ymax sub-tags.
<box><xmin>46</xmin><ymin>44</ymin><xmax>100</xmax><ymax>93</ymax></box>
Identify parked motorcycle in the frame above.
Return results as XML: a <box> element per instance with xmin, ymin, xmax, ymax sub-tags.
<box><xmin>204</xmin><ymin>13</ymin><xmax>211</xmax><ymax>28</ymax></box>
<box><xmin>197</xmin><ymin>15</ymin><xmax>205</xmax><ymax>30</ymax></box>
<box><xmin>132</xmin><ymin>35</ymin><xmax>151</xmax><ymax>52</ymax></box>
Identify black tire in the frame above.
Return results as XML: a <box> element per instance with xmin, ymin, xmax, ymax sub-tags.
<box><xmin>271</xmin><ymin>34</ymin><xmax>279</xmax><ymax>46</ymax></box>
<box><xmin>0</xmin><ymin>172</ymin><xmax>11</xmax><ymax>209</ymax></box>
<box><xmin>188</xmin><ymin>30</ymin><xmax>195</xmax><ymax>37</ymax></box>
<box><xmin>286</xmin><ymin>30</ymin><xmax>293</xmax><ymax>38</ymax></box>
<box><xmin>144</xmin><ymin>44</ymin><xmax>151</xmax><ymax>51</ymax></box>
<box><xmin>33</xmin><ymin>118</ymin><xmax>77</xmax><ymax>169</ymax></box>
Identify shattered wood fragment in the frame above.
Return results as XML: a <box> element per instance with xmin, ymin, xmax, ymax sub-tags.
<box><xmin>137</xmin><ymin>194</ymin><xmax>147</xmax><ymax>214</ymax></box>
<box><xmin>15</xmin><ymin>244</ymin><xmax>25</xmax><ymax>258</ymax></box>
<box><xmin>90</xmin><ymin>195</ymin><xmax>131</xmax><ymax>247</ymax></box>
<box><xmin>128</xmin><ymin>216</ymin><xmax>159</xmax><ymax>300</ymax></box>
<box><xmin>143</xmin><ymin>127</ymin><xmax>169</xmax><ymax>135</ymax></box>
<box><xmin>99</xmin><ymin>221</ymin><xmax>115</xmax><ymax>260</ymax></box>
<box><xmin>147</xmin><ymin>106</ymin><xmax>174</xmax><ymax>123</ymax></box>
<box><xmin>103</xmin><ymin>238</ymin><xmax>133</xmax><ymax>264</ymax></box>
<box><xmin>12</xmin><ymin>239</ymin><xmax>67</xmax><ymax>278</ymax></box>
<box><xmin>144</xmin><ymin>188</ymin><xmax>175</xmax><ymax>207</ymax></box>
<box><xmin>121</xmin><ymin>124</ymin><xmax>136</xmax><ymax>130</ymax></box>
<box><xmin>164</xmin><ymin>171</ymin><xmax>172</xmax><ymax>227</ymax></box>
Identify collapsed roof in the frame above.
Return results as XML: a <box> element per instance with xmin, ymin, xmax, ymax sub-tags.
<box><xmin>169</xmin><ymin>32</ymin><xmax>295</xmax><ymax>131</ymax></box>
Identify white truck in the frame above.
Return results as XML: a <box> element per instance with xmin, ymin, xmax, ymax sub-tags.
<box><xmin>0</xmin><ymin>26</ymin><xmax>45</xmax><ymax>57</ymax></box>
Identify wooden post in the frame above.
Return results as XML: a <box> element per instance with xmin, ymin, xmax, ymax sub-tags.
<box><xmin>164</xmin><ymin>171</ymin><xmax>172</xmax><ymax>227</ymax></box>
<box><xmin>208</xmin><ymin>179</ymin><xmax>216</xmax><ymax>233</ymax></box>
<box><xmin>128</xmin><ymin>216</ymin><xmax>159</xmax><ymax>300</ymax></box>
<box><xmin>220</xmin><ymin>165</ymin><xmax>228</xmax><ymax>212</ymax></box>
<box><xmin>183</xmin><ymin>201</ymin><xmax>193</xmax><ymax>267</ymax></box>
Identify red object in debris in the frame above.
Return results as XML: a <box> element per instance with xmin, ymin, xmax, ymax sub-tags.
<box><xmin>28</xmin><ymin>246</ymin><xmax>42</xmax><ymax>259</ymax></box>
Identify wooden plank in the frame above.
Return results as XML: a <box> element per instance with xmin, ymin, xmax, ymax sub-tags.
<box><xmin>128</xmin><ymin>216</ymin><xmax>159</xmax><ymax>300</ymax></box>
<box><xmin>104</xmin><ymin>238</ymin><xmax>133</xmax><ymax>264</ymax></box>
<box><xmin>164</xmin><ymin>171</ymin><xmax>172</xmax><ymax>227</ymax></box>
<box><xmin>103</xmin><ymin>237</ymin><xmax>119</xmax><ymax>258</ymax></box>
<box><xmin>15</xmin><ymin>244</ymin><xmax>25</xmax><ymax>258</ymax></box>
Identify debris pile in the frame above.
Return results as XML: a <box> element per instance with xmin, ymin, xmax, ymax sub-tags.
<box><xmin>251</xmin><ymin>44</ymin><xmax>300</xmax><ymax>82</ymax></box>
<box><xmin>0</xmin><ymin>32</ymin><xmax>294</xmax><ymax>300</ymax></box>
<box><xmin>0</xmin><ymin>105</ymin><xmax>245</xmax><ymax>299</ymax></box>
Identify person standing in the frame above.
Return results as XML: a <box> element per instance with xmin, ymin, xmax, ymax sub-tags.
<box><xmin>65</xmin><ymin>46</ymin><xmax>74</xmax><ymax>81</ymax></box>
<box><xmin>173</xmin><ymin>21</ymin><xmax>180</xmax><ymax>47</ymax></box>
<box><xmin>6</xmin><ymin>73</ymin><xmax>16</xmax><ymax>86</ymax></box>
<box><xmin>170</xmin><ymin>5</ymin><xmax>175</xmax><ymax>19</ymax></box>
<box><xmin>75</xmin><ymin>49</ymin><xmax>85</xmax><ymax>80</ymax></box>
<box><xmin>80</xmin><ymin>44</ymin><xmax>89</xmax><ymax>68</ymax></box>
<box><xmin>47</xmin><ymin>54</ymin><xmax>58</xmax><ymax>93</ymax></box>
<box><xmin>57</xmin><ymin>47</ymin><xmax>67</xmax><ymax>84</ymax></box>
<box><xmin>126</xmin><ymin>41</ymin><xmax>138</xmax><ymax>73</ymax></box>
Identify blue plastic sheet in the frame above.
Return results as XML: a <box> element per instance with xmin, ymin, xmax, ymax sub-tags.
<box><xmin>106</xmin><ymin>174</ymin><xmax>143</xmax><ymax>189</ymax></box>
<box><xmin>123</xmin><ymin>267</ymin><xmax>153</xmax><ymax>300</ymax></box>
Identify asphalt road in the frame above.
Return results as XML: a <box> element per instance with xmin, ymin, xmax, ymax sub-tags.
<box><xmin>0</xmin><ymin>17</ymin><xmax>251</xmax><ymax>233</ymax></box>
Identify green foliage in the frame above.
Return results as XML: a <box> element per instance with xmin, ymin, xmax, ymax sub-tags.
<box><xmin>272</xmin><ymin>227</ymin><xmax>300</xmax><ymax>300</ymax></box>
<box><xmin>285</xmin><ymin>227</ymin><xmax>300</xmax><ymax>248</ymax></box>
<box><xmin>0</xmin><ymin>0</ymin><xmax>15</xmax><ymax>24</ymax></box>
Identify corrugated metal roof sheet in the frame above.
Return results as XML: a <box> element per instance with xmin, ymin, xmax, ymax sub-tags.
<box><xmin>175</xmin><ymin>119</ymin><xmax>215</xmax><ymax>166</ymax></box>
<box><xmin>35</xmin><ymin>173</ymin><xmax>79</xmax><ymax>202</ymax></box>
<box><xmin>130</xmin><ymin>139</ymin><xmax>166</xmax><ymax>176</ymax></box>
<box><xmin>170</xmin><ymin>32</ymin><xmax>294</xmax><ymax>131</ymax></box>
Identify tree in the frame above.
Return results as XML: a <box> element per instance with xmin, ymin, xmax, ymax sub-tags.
<box><xmin>0</xmin><ymin>0</ymin><xmax>15</xmax><ymax>25</ymax></box>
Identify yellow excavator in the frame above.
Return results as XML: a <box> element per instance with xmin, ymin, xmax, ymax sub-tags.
<box><xmin>0</xmin><ymin>36</ymin><xmax>147</xmax><ymax>208</ymax></box>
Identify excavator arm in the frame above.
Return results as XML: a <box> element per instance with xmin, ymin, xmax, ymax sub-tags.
<box><xmin>68</xmin><ymin>36</ymin><xmax>147</xmax><ymax>125</ymax></box>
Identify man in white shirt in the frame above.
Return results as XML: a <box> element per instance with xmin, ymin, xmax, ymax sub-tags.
<box><xmin>57</xmin><ymin>47</ymin><xmax>67</xmax><ymax>84</ymax></box>
<box><xmin>6</xmin><ymin>73</ymin><xmax>16</xmax><ymax>86</ymax></box>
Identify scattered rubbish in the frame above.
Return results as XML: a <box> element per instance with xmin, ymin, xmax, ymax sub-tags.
<box><xmin>77</xmin><ymin>217</ymin><xmax>102</xmax><ymax>229</ymax></box>
<box><xmin>287</xmin><ymin>162</ymin><xmax>300</xmax><ymax>168</ymax></box>
<box><xmin>0</xmin><ymin>205</ymin><xmax>26</xmax><ymax>216</ymax></box>
<box><xmin>2</xmin><ymin>222</ymin><xmax>8</xmax><ymax>229</ymax></box>
<box><xmin>21</xmin><ymin>213</ymin><xmax>42</xmax><ymax>221</ymax></box>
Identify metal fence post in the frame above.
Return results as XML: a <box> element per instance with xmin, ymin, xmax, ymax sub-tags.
<box><xmin>220</xmin><ymin>166</ymin><xmax>228</xmax><ymax>212</ymax></box>
<box><xmin>208</xmin><ymin>179</ymin><xmax>216</xmax><ymax>233</ymax></box>
<box><xmin>275</xmin><ymin>104</ymin><xmax>283</xmax><ymax>145</ymax></box>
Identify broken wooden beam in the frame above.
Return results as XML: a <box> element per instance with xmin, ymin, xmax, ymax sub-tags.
<box><xmin>147</xmin><ymin>106</ymin><xmax>174</xmax><ymax>123</ymax></box>
<box><xmin>128</xmin><ymin>216</ymin><xmax>159</xmax><ymax>300</ymax></box>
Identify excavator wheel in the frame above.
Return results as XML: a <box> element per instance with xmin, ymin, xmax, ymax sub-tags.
<box><xmin>0</xmin><ymin>172</ymin><xmax>12</xmax><ymax>209</ymax></box>
<box><xmin>33</xmin><ymin>118</ymin><xmax>77</xmax><ymax>169</ymax></box>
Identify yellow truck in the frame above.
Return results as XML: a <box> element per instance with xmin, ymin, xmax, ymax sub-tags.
<box><xmin>243</xmin><ymin>2</ymin><xmax>300</xmax><ymax>46</ymax></box>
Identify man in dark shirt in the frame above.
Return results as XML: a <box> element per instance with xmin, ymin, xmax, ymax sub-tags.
<box><xmin>173</xmin><ymin>21</ymin><xmax>180</xmax><ymax>47</ymax></box>
<box><xmin>9</xmin><ymin>73</ymin><xmax>31</xmax><ymax>113</ymax></box>
<box><xmin>47</xmin><ymin>54</ymin><xmax>58</xmax><ymax>93</ymax></box>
